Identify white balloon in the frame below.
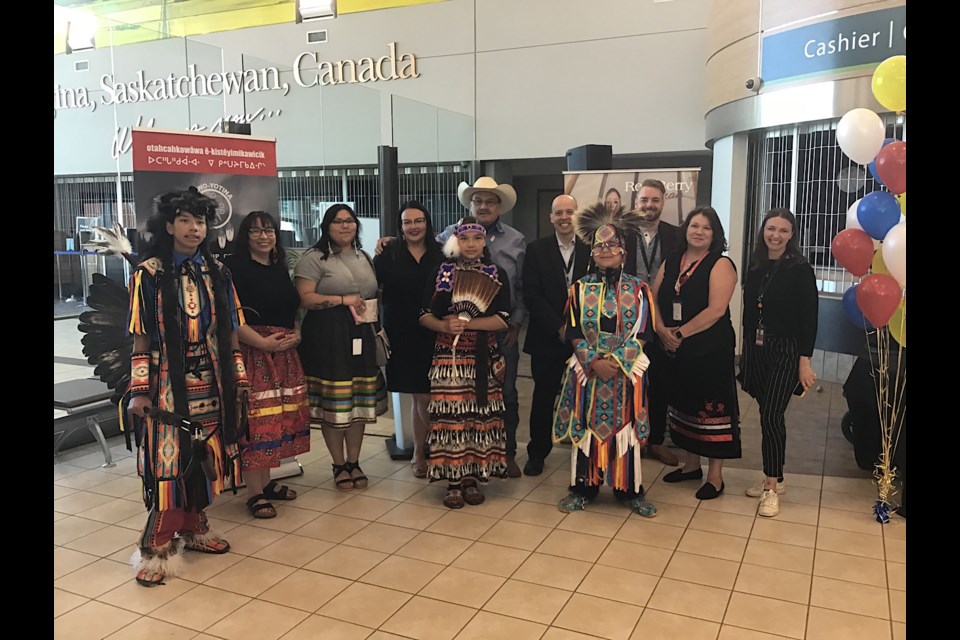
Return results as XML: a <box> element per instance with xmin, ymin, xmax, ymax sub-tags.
<box><xmin>837</xmin><ymin>108</ymin><xmax>886</xmax><ymax>165</ymax></box>
<box><xmin>882</xmin><ymin>221</ymin><xmax>906</xmax><ymax>288</ymax></box>
<box><xmin>845</xmin><ymin>199</ymin><xmax>864</xmax><ymax>231</ymax></box>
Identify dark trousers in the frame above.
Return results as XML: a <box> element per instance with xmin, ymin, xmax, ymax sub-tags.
<box><xmin>526</xmin><ymin>350</ymin><xmax>568</xmax><ymax>462</ymax></box>
<box><xmin>744</xmin><ymin>336</ymin><xmax>799</xmax><ymax>479</ymax></box>
<box><xmin>497</xmin><ymin>332</ymin><xmax>520</xmax><ymax>458</ymax></box>
<box><xmin>644</xmin><ymin>340</ymin><xmax>669</xmax><ymax>446</ymax></box>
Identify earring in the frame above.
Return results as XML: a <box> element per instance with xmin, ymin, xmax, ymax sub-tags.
<box><xmin>353</xmin><ymin>238</ymin><xmax>359</xmax><ymax>256</ymax></box>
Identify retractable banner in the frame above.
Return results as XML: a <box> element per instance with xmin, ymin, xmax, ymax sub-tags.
<box><xmin>563</xmin><ymin>168</ymin><xmax>701</xmax><ymax>226</ymax></box>
<box><xmin>130</xmin><ymin>128</ymin><xmax>279</xmax><ymax>255</ymax></box>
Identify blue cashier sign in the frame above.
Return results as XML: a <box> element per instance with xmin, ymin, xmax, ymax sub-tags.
<box><xmin>761</xmin><ymin>6</ymin><xmax>906</xmax><ymax>84</ymax></box>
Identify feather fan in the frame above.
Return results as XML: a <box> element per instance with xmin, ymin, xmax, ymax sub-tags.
<box><xmin>88</xmin><ymin>222</ymin><xmax>136</xmax><ymax>265</ymax></box>
<box><xmin>78</xmin><ymin>273</ymin><xmax>135</xmax><ymax>395</ymax></box>
<box><xmin>450</xmin><ymin>267</ymin><xmax>501</xmax><ymax>351</ymax></box>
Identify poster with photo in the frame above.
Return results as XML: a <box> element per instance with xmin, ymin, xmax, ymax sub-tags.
<box><xmin>563</xmin><ymin>168</ymin><xmax>701</xmax><ymax>226</ymax></box>
<box><xmin>131</xmin><ymin>128</ymin><xmax>279</xmax><ymax>257</ymax></box>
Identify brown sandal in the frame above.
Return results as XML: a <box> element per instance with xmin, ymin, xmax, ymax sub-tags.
<box><xmin>443</xmin><ymin>488</ymin><xmax>465</xmax><ymax>509</ymax></box>
<box><xmin>461</xmin><ymin>478</ymin><xmax>485</xmax><ymax>505</ymax></box>
<box><xmin>412</xmin><ymin>460</ymin><xmax>428</xmax><ymax>479</ymax></box>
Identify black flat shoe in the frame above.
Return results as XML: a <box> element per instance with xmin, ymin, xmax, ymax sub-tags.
<box><xmin>695</xmin><ymin>481</ymin><xmax>725</xmax><ymax>500</ymax></box>
<box><xmin>663</xmin><ymin>468</ymin><xmax>703</xmax><ymax>483</ymax></box>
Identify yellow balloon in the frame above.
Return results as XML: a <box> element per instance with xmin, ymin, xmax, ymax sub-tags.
<box><xmin>871</xmin><ymin>249</ymin><xmax>889</xmax><ymax>275</ymax></box>
<box><xmin>872</xmin><ymin>55</ymin><xmax>906</xmax><ymax>112</ymax></box>
<box><xmin>889</xmin><ymin>297</ymin><xmax>906</xmax><ymax>348</ymax></box>
<box><xmin>896</xmin><ymin>192</ymin><xmax>906</xmax><ymax>216</ymax></box>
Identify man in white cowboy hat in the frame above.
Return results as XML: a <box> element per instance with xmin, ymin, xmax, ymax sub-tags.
<box><xmin>375</xmin><ymin>177</ymin><xmax>527</xmax><ymax>477</ymax></box>
<box><xmin>445</xmin><ymin>177</ymin><xmax>527</xmax><ymax>477</ymax></box>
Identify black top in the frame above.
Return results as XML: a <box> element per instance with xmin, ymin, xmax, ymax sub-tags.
<box><xmin>521</xmin><ymin>235</ymin><xmax>591</xmax><ymax>357</ymax></box>
<box><xmin>742</xmin><ymin>258</ymin><xmax>819</xmax><ymax>357</ymax></box>
<box><xmin>223</xmin><ymin>254</ymin><xmax>300</xmax><ymax>329</ymax></box>
<box><xmin>374</xmin><ymin>243</ymin><xmax>443</xmax><ymax>393</ymax></box>
<box><xmin>657</xmin><ymin>250</ymin><xmax>736</xmax><ymax>360</ymax></box>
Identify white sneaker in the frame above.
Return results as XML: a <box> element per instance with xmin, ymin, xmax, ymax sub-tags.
<box><xmin>758</xmin><ymin>489</ymin><xmax>780</xmax><ymax>517</ymax></box>
<box><xmin>745</xmin><ymin>480</ymin><xmax>786</xmax><ymax>497</ymax></box>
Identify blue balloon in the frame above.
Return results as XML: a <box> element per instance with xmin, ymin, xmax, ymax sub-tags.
<box><xmin>857</xmin><ymin>191</ymin><xmax>901</xmax><ymax>240</ymax></box>
<box><xmin>868</xmin><ymin>138</ymin><xmax>897</xmax><ymax>186</ymax></box>
<box><xmin>843</xmin><ymin>285</ymin><xmax>874</xmax><ymax>330</ymax></box>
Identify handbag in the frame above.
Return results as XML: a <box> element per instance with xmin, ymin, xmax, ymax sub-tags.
<box><xmin>374</xmin><ymin>327</ymin><xmax>391</xmax><ymax>367</ymax></box>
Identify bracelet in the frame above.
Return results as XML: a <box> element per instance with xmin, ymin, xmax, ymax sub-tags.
<box><xmin>232</xmin><ymin>349</ymin><xmax>250</xmax><ymax>387</ymax></box>
<box><xmin>129</xmin><ymin>351</ymin><xmax>151</xmax><ymax>397</ymax></box>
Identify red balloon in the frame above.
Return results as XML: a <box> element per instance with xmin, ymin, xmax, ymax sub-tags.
<box><xmin>831</xmin><ymin>228</ymin><xmax>874</xmax><ymax>276</ymax></box>
<box><xmin>875</xmin><ymin>141</ymin><xmax>906</xmax><ymax>195</ymax></box>
<box><xmin>856</xmin><ymin>274</ymin><xmax>902</xmax><ymax>327</ymax></box>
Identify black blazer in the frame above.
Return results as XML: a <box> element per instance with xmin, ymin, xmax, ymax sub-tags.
<box><xmin>623</xmin><ymin>220</ymin><xmax>682</xmax><ymax>279</ymax></box>
<box><xmin>522</xmin><ymin>234</ymin><xmax>591</xmax><ymax>357</ymax></box>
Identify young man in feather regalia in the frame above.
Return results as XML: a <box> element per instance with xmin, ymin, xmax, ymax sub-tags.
<box><xmin>552</xmin><ymin>203</ymin><xmax>659</xmax><ymax>517</ymax></box>
<box><xmin>125</xmin><ymin>187</ymin><xmax>249</xmax><ymax>586</ymax></box>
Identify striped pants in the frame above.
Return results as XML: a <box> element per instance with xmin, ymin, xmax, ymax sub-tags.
<box><xmin>742</xmin><ymin>335</ymin><xmax>799</xmax><ymax>480</ymax></box>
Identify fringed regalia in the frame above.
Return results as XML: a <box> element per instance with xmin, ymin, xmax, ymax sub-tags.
<box><xmin>423</xmin><ymin>260</ymin><xmax>511</xmax><ymax>482</ymax></box>
<box><xmin>126</xmin><ymin>254</ymin><xmax>245</xmax><ymax>515</ymax></box>
<box><xmin>552</xmin><ymin>269</ymin><xmax>655</xmax><ymax>494</ymax></box>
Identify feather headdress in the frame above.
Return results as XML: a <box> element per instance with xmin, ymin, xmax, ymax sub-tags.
<box><xmin>574</xmin><ymin>201</ymin><xmax>643</xmax><ymax>247</ymax></box>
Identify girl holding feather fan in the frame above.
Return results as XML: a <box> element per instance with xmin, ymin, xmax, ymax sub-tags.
<box><xmin>552</xmin><ymin>203</ymin><xmax>658</xmax><ymax>517</ymax></box>
<box><xmin>419</xmin><ymin>217</ymin><xmax>511</xmax><ymax>509</ymax></box>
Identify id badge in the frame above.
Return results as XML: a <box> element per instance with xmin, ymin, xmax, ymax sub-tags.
<box><xmin>672</xmin><ymin>301</ymin><xmax>682</xmax><ymax>322</ymax></box>
<box><xmin>755</xmin><ymin>326</ymin><xmax>765</xmax><ymax>347</ymax></box>
<box><xmin>352</xmin><ymin>338</ymin><xmax>362</xmax><ymax>356</ymax></box>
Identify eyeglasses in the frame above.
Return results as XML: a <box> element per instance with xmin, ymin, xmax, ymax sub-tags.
<box><xmin>591</xmin><ymin>242</ymin><xmax>624</xmax><ymax>255</ymax></box>
<box><xmin>248</xmin><ymin>228</ymin><xmax>276</xmax><ymax>237</ymax></box>
<box><xmin>401</xmin><ymin>218</ymin><xmax>427</xmax><ymax>226</ymax></box>
<box><xmin>471</xmin><ymin>198</ymin><xmax>500</xmax><ymax>207</ymax></box>
<box><xmin>330</xmin><ymin>218</ymin><xmax>356</xmax><ymax>226</ymax></box>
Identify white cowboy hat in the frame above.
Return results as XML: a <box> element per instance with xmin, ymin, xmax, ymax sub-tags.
<box><xmin>457</xmin><ymin>177</ymin><xmax>517</xmax><ymax>214</ymax></box>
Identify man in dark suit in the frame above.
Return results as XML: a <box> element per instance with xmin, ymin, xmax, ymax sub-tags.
<box><xmin>622</xmin><ymin>178</ymin><xmax>682</xmax><ymax>466</ymax></box>
<box><xmin>521</xmin><ymin>194</ymin><xmax>592</xmax><ymax>476</ymax></box>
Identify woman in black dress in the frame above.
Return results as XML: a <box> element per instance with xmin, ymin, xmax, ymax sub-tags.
<box><xmin>739</xmin><ymin>208</ymin><xmax>818</xmax><ymax>517</ymax></box>
<box><xmin>652</xmin><ymin>206</ymin><xmax>740</xmax><ymax>500</ymax></box>
<box><xmin>374</xmin><ymin>201</ymin><xmax>443</xmax><ymax>478</ymax></box>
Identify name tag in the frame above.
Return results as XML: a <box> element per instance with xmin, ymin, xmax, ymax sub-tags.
<box><xmin>352</xmin><ymin>338</ymin><xmax>362</xmax><ymax>356</ymax></box>
<box><xmin>672</xmin><ymin>301</ymin><xmax>682</xmax><ymax>322</ymax></box>
<box><xmin>755</xmin><ymin>326</ymin><xmax>765</xmax><ymax>347</ymax></box>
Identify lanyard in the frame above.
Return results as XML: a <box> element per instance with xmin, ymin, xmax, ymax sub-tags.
<box><xmin>562</xmin><ymin>246</ymin><xmax>576</xmax><ymax>285</ymax></box>
<box><xmin>674</xmin><ymin>253</ymin><xmax>705</xmax><ymax>297</ymax></box>
<box><xmin>638</xmin><ymin>233</ymin><xmax>660</xmax><ymax>279</ymax></box>
<box><xmin>756</xmin><ymin>260</ymin><xmax>782</xmax><ymax>322</ymax></box>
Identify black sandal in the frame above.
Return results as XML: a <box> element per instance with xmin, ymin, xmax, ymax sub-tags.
<box><xmin>246</xmin><ymin>494</ymin><xmax>277</xmax><ymax>519</ymax></box>
<box><xmin>263</xmin><ymin>480</ymin><xmax>297</xmax><ymax>501</ymax></box>
<box><xmin>344</xmin><ymin>461</ymin><xmax>368</xmax><ymax>490</ymax></box>
<box><xmin>333</xmin><ymin>463</ymin><xmax>355</xmax><ymax>492</ymax></box>
<box><xmin>461</xmin><ymin>478</ymin><xmax>485</xmax><ymax>506</ymax></box>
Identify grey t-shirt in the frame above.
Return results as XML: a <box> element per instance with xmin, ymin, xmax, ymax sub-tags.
<box><xmin>294</xmin><ymin>248</ymin><xmax>379</xmax><ymax>299</ymax></box>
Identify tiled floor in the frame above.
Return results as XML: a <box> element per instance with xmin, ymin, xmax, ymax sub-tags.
<box><xmin>54</xmin><ymin>318</ymin><xmax>906</xmax><ymax>640</ymax></box>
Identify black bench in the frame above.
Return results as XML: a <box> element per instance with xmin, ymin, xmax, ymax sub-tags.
<box><xmin>53</xmin><ymin>377</ymin><xmax>117</xmax><ymax>468</ymax></box>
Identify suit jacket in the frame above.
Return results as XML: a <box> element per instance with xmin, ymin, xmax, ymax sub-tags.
<box><xmin>623</xmin><ymin>219</ymin><xmax>682</xmax><ymax>281</ymax></box>
<box><xmin>522</xmin><ymin>234</ymin><xmax>591</xmax><ymax>357</ymax></box>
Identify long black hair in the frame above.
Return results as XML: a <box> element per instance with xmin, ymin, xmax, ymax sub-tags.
<box><xmin>396</xmin><ymin>200</ymin><xmax>442</xmax><ymax>263</ymax></box>
<box><xmin>235</xmin><ymin>210</ymin><xmax>286</xmax><ymax>265</ymax></box>
<box><xmin>313</xmin><ymin>203</ymin><xmax>361</xmax><ymax>260</ymax></box>
<box><xmin>748</xmin><ymin>208</ymin><xmax>807</xmax><ymax>270</ymax></box>
<box><xmin>143</xmin><ymin>187</ymin><xmax>240</xmax><ymax>499</ymax></box>
<box><xmin>678</xmin><ymin>205</ymin><xmax>728</xmax><ymax>254</ymax></box>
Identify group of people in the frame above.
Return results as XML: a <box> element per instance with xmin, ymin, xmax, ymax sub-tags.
<box><xmin>120</xmin><ymin>176</ymin><xmax>818</xmax><ymax>587</ymax></box>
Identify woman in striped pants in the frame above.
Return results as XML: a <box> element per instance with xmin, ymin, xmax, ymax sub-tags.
<box><xmin>739</xmin><ymin>208</ymin><xmax>819</xmax><ymax>517</ymax></box>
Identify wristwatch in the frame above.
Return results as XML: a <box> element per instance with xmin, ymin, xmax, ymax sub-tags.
<box><xmin>674</xmin><ymin>329</ymin><xmax>684</xmax><ymax>339</ymax></box>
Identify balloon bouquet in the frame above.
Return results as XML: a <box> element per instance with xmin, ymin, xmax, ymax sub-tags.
<box><xmin>830</xmin><ymin>55</ymin><xmax>906</xmax><ymax>523</ymax></box>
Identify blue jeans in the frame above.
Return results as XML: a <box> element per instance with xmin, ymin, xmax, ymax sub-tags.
<box><xmin>496</xmin><ymin>330</ymin><xmax>520</xmax><ymax>458</ymax></box>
